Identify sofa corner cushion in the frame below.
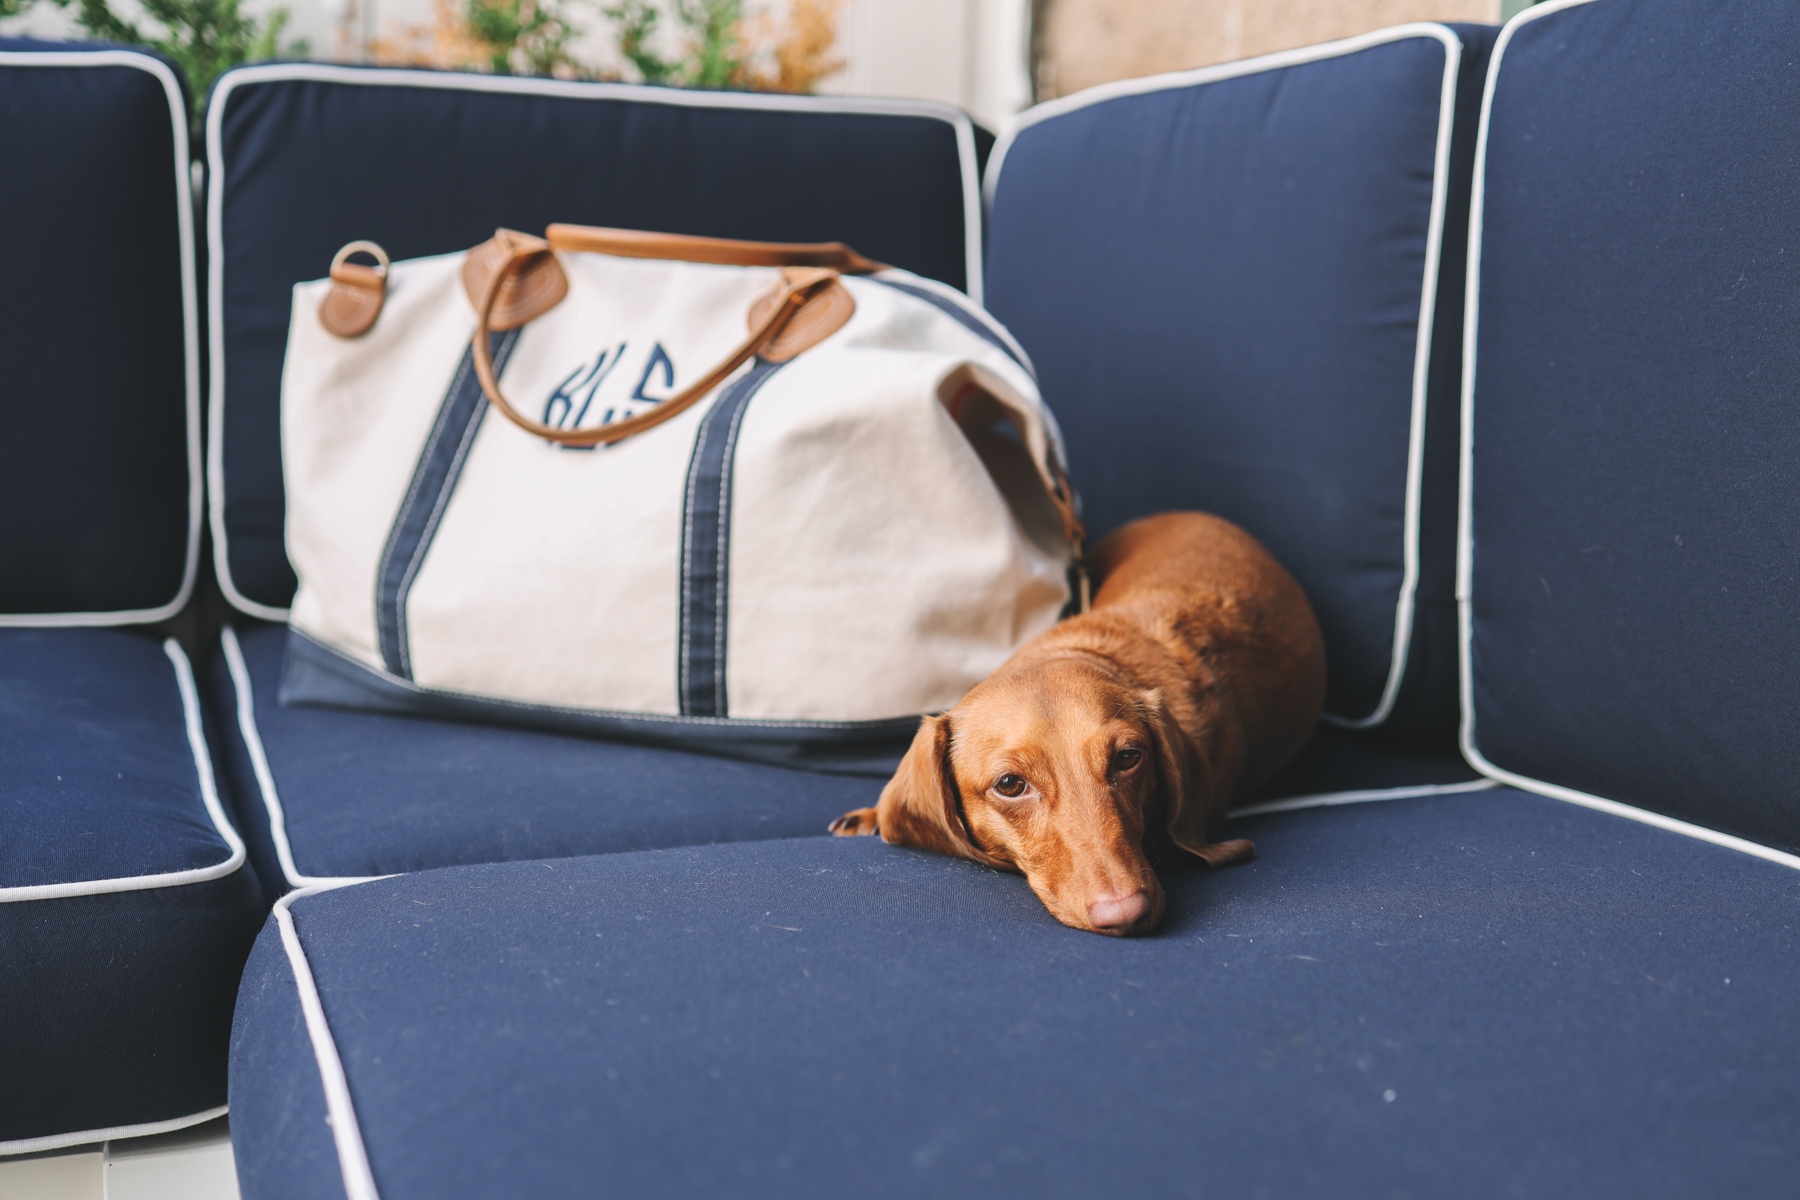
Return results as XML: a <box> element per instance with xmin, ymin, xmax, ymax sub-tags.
<box><xmin>206</xmin><ymin>67</ymin><xmax>985</xmax><ymax>617</ymax></box>
<box><xmin>0</xmin><ymin>629</ymin><xmax>265</xmax><ymax>1151</ymax></box>
<box><xmin>1462</xmin><ymin>0</ymin><xmax>1800</xmax><ymax>854</ymax></box>
<box><xmin>228</xmin><ymin>789</ymin><xmax>1800</xmax><ymax>1199</ymax></box>
<box><xmin>984</xmin><ymin>24</ymin><xmax>1492</xmax><ymax>736</ymax></box>
<box><xmin>0</xmin><ymin>42</ymin><xmax>199</xmax><ymax>624</ymax></box>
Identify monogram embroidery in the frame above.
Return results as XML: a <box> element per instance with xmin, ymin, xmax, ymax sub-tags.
<box><xmin>541</xmin><ymin>341</ymin><xmax>678</xmax><ymax>449</ymax></box>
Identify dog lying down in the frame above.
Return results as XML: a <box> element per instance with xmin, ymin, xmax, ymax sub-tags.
<box><xmin>830</xmin><ymin>512</ymin><xmax>1325</xmax><ymax>937</ymax></box>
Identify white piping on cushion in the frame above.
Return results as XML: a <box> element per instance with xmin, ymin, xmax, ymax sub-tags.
<box><xmin>1232</xmin><ymin>777</ymin><xmax>1497</xmax><ymax>820</ymax></box>
<box><xmin>221</xmin><ymin>625</ymin><xmax>381</xmax><ymax>890</ymax></box>
<box><xmin>0</xmin><ymin>51</ymin><xmax>202</xmax><ymax>629</ymax></box>
<box><xmin>203</xmin><ymin>65</ymin><xmax>987</xmax><ymax>620</ymax></box>
<box><xmin>0</xmin><ymin>640</ymin><xmax>246</xmax><ymax>903</ymax></box>
<box><xmin>274</xmin><ymin>882</ymin><xmax>387</xmax><ymax>1200</ymax></box>
<box><xmin>984</xmin><ymin>24</ymin><xmax>1466</xmax><ymax>730</ymax></box>
<box><xmin>0</xmin><ymin>1104</ymin><xmax>228</xmax><ymax>1158</ymax></box>
<box><xmin>1455</xmin><ymin>0</ymin><xmax>1800</xmax><ymax>876</ymax></box>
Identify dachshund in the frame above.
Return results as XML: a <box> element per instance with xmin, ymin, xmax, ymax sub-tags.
<box><xmin>829</xmin><ymin>511</ymin><xmax>1326</xmax><ymax>937</ymax></box>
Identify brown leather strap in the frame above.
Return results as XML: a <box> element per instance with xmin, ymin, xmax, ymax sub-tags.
<box><xmin>1045</xmin><ymin>454</ymin><xmax>1090</xmax><ymax>613</ymax></box>
<box><xmin>474</xmin><ymin>226</ymin><xmax>1089</xmax><ymax>593</ymax></box>
<box><xmin>318</xmin><ymin>241</ymin><xmax>390</xmax><ymax>338</ymax></box>
<box><xmin>470</xmin><ymin>243</ymin><xmax>837</xmax><ymax>447</ymax></box>
<box><xmin>546</xmin><ymin>224</ymin><xmax>888</xmax><ymax>274</ymax></box>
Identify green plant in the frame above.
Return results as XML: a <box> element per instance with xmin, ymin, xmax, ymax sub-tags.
<box><xmin>673</xmin><ymin>0</ymin><xmax>739</xmax><ymax>88</ymax></box>
<box><xmin>47</xmin><ymin>0</ymin><xmax>305</xmax><ymax>113</ymax></box>
<box><xmin>465</xmin><ymin>0</ymin><xmax>580</xmax><ymax>75</ymax></box>
<box><xmin>604</xmin><ymin>0</ymin><xmax>765</xmax><ymax>90</ymax></box>
<box><xmin>603</xmin><ymin>0</ymin><xmax>674</xmax><ymax>83</ymax></box>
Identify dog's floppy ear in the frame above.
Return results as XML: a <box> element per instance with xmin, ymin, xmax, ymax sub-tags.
<box><xmin>876</xmin><ymin>714</ymin><xmax>991</xmax><ymax>863</ymax></box>
<box><xmin>1141</xmin><ymin>689</ymin><xmax>1254</xmax><ymax>870</ymax></box>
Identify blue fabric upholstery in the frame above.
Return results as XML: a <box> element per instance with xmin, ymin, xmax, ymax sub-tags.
<box><xmin>0</xmin><ymin>629</ymin><xmax>264</xmax><ymax>1148</ymax></box>
<box><xmin>230</xmin><ymin>787</ymin><xmax>1800</xmax><ymax>1199</ymax></box>
<box><xmin>208</xmin><ymin>67</ymin><xmax>990</xmax><ymax>614</ymax></box>
<box><xmin>986</xmin><ymin>26</ymin><xmax>1493</xmax><ymax>738</ymax></box>
<box><xmin>1465</xmin><ymin>0</ymin><xmax>1800</xmax><ymax>854</ymax></box>
<box><xmin>212</xmin><ymin>621</ymin><xmax>1474</xmax><ymax>892</ymax></box>
<box><xmin>0</xmin><ymin>41</ymin><xmax>196</xmax><ymax>620</ymax></box>
<box><xmin>209</xmin><ymin>621</ymin><xmax>887</xmax><ymax>890</ymax></box>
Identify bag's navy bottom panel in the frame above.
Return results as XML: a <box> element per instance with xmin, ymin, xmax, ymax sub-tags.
<box><xmin>232</xmin><ymin>789</ymin><xmax>1800</xmax><ymax>1199</ymax></box>
<box><xmin>280</xmin><ymin>625</ymin><xmax>918</xmax><ymax>776</ymax></box>
<box><xmin>212</xmin><ymin>623</ymin><xmax>888</xmax><ymax>886</ymax></box>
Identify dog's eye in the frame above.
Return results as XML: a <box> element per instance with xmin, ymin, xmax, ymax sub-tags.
<box><xmin>1113</xmin><ymin>747</ymin><xmax>1144</xmax><ymax>771</ymax></box>
<box><xmin>994</xmin><ymin>774</ymin><xmax>1028</xmax><ymax>798</ymax></box>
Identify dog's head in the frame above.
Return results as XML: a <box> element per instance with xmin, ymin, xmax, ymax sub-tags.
<box><xmin>875</xmin><ymin>658</ymin><xmax>1221</xmax><ymax>937</ymax></box>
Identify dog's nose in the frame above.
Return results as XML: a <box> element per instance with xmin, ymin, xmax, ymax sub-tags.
<box><xmin>1087</xmin><ymin>890</ymin><xmax>1152</xmax><ymax>935</ymax></box>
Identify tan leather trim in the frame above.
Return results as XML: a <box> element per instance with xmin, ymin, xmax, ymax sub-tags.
<box><xmin>546</xmin><ymin>224</ymin><xmax>887</xmax><ymax>274</ymax></box>
<box><xmin>469</xmin><ymin>235</ymin><xmax>838</xmax><ymax>447</ymax></box>
<box><xmin>318</xmin><ymin>241</ymin><xmax>389</xmax><ymax>338</ymax></box>
<box><xmin>748</xmin><ymin>267</ymin><xmax>856</xmax><ymax>362</ymax></box>
<box><xmin>462</xmin><ymin>229</ymin><xmax>569</xmax><ymax>330</ymax></box>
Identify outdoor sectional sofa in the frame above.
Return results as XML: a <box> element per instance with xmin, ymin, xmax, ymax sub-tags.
<box><xmin>3</xmin><ymin>0</ymin><xmax>1797</xmax><ymax>1194</ymax></box>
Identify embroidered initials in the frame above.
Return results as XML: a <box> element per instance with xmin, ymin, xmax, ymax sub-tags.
<box><xmin>541</xmin><ymin>341</ymin><xmax>677</xmax><ymax>449</ymax></box>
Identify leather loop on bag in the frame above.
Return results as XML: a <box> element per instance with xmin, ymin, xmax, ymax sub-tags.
<box><xmin>1048</xmin><ymin>457</ymin><xmax>1091</xmax><ymax>613</ymax></box>
<box><xmin>546</xmin><ymin>224</ymin><xmax>888</xmax><ymax>274</ymax></box>
<box><xmin>461</xmin><ymin>229</ymin><xmax>568</xmax><ymax>330</ymax></box>
<box><xmin>318</xmin><ymin>240</ymin><xmax>390</xmax><ymax>338</ymax></box>
<box><xmin>748</xmin><ymin>267</ymin><xmax>857</xmax><ymax>362</ymax></box>
<box><xmin>467</xmin><ymin>232</ymin><xmax>838</xmax><ymax>448</ymax></box>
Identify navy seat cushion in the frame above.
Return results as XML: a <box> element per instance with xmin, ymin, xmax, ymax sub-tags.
<box><xmin>0</xmin><ymin>629</ymin><xmax>264</xmax><ymax>1150</ymax></box>
<box><xmin>210</xmin><ymin>621</ymin><xmax>1477</xmax><ymax>892</ymax></box>
<box><xmin>209</xmin><ymin>621</ymin><xmax>888</xmax><ymax>890</ymax></box>
<box><xmin>1464</xmin><ymin>0</ymin><xmax>1800</xmax><ymax>854</ymax></box>
<box><xmin>986</xmin><ymin>25</ymin><xmax>1493</xmax><ymax>738</ymax></box>
<box><xmin>0</xmin><ymin>42</ymin><xmax>197</xmax><ymax>620</ymax></box>
<box><xmin>207</xmin><ymin>66</ymin><xmax>990</xmax><ymax>615</ymax></box>
<box><xmin>230</xmin><ymin>787</ymin><xmax>1800</xmax><ymax>1199</ymax></box>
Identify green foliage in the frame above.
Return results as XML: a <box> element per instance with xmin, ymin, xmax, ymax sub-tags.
<box><xmin>46</xmin><ymin>0</ymin><xmax>305</xmax><ymax>113</ymax></box>
<box><xmin>465</xmin><ymin>0</ymin><xmax>580</xmax><ymax>75</ymax></box>
<box><xmin>672</xmin><ymin>0</ymin><xmax>739</xmax><ymax>88</ymax></box>
<box><xmin>603</xmin><ymin>0</ymin><xmax>744</xmax><ymax>89</ymax></box>
<box><xmin>602</xmin><ymin>0</ymin><xmax>673</xmax><ymax>83</ymax></box>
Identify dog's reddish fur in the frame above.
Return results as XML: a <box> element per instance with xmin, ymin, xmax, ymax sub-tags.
<box><xmin>830</xmin><ymin>512</ymin><xmax>1325</xmax><ymax>936</ymax></box>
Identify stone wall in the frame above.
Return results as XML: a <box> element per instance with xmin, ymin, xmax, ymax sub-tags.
<box><xmin>1033</xmin><ymin>0</ymin><xmax>1500</xmax><ymax>101</ymax></box>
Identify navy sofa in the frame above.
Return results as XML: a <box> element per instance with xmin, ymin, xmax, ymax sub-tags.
<box><xmin>6</xmin><ymin>0</ymin><xmax>1800</xmax><ymax>1192</ymax></box>
<box><xmin>0</xmin><ymin>42</ymin><xmax>267</xmax><ymax>1153</ymax></box>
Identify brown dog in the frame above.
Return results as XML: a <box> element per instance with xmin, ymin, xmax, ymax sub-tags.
<box><xmin>830</xmin><ymin>512</ymin><xmax>1325</xmax><ymax>936</ymax></box>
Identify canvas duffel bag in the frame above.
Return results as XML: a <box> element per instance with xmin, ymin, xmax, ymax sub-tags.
<box><xmin>278</xmin><ymin>225</ymin><xmax>1084</xmax><ymax>772</ymax></box>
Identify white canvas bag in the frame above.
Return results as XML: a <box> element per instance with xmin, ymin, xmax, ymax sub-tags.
<box><xmin>278</xmin><ymin>226</ymin><xmax>1083</xmax><ymax>770</ymax></box>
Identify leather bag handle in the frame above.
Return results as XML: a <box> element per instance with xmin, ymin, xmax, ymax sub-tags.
<box><xmin>469</xmin><ymin>232</ymin><xmax>838</xmax><ymax>448</ymax></box>
<box><xmin>545</xmin><ymin>224</ymin><xmax>888</xmax><ymax>273</ymax></box>
<box><xmin>468</xmin><ymin>226</ymin><xmax>1089</xmax><ymax>605</ymax></box>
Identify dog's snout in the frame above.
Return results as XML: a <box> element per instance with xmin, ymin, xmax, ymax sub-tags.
<box><xmin>1087</xmin><ymin>890</ymin><xmax>1153</xmax><ymax>936</ymax></box>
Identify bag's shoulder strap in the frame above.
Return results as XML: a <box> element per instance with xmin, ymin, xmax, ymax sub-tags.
<box><xmin>546</xmin><ymin>224</ymin><xmax>888</xmax><ymax>274</ymax></box>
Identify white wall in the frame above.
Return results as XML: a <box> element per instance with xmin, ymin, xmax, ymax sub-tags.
<box><xmin>824</xmin><ymin>0</ymin><xmax>1030</xmax><ymax>130</ymax></box>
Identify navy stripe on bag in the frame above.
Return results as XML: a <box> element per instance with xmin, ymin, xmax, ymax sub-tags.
<box><xmin>678</xmin><ymin>359</ymin><xmax>787</xmax><ymax>717</ymax></box>
<box><xmin>375</xmin><ymin>331</ymin><xmax>521</xmax><ymax>679</ymax></box>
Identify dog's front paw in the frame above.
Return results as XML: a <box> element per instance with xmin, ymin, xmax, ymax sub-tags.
<box><xmin>829</xmin><ymin>807</ymin><xmax>880</xmax><ymax>836</ymax></box>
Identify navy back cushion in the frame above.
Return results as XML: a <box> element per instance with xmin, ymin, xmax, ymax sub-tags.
<box><xmin>986</xmin><ymin>26</ymin><xmax>1494</xmax><ymax>738</ymax></box>
<box><xmin>0</xmin><ymin>42</ymin><xmax>196</xmax><ymax>620</ymax></box>
<box><xmin>207</xmin><ymin>67</ymin><xmax>990</xmax><ymax>615</ymax></box>
<box><xmin>1465</xmin><ymin>0</ymin><xmax>1800</xmax><ymax>854</ymax></box>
